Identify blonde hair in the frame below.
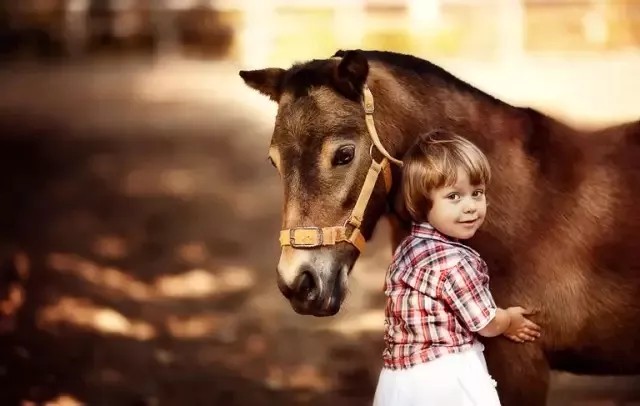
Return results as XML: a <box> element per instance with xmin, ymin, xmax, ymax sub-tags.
<box><xmin>402</xmin><ymin>130</ymin><xmax>491</xmax><ymax>223</ymax></box>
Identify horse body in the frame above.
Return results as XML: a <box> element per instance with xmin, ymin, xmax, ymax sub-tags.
<box><xmin>240</xmin><ymin>49</ymin><xmax>640</xmax><ymax>405</ymax></box>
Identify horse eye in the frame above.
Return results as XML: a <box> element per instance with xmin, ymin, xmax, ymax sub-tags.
<box><xmin>332</xmin><ymin>145</ymin><xmax>355</xmax><ymax>166</ymax></box>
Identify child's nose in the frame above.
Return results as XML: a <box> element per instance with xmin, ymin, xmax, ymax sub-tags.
<box><xmin>463</xmin><ymin>200</ymin><xmax>477</xmax><ymax>213</ymax></box>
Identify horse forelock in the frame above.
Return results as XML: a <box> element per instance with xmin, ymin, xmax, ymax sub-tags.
<box><xmin>279</xmin><ymin>59</ymin><xmax>337</xmax><ymax>99</ymax></box>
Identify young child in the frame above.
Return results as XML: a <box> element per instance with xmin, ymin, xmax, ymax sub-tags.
<box><xmin>373</xmin><ymin>131</ymin><xmax>541</xmax><ymax>406</ymax></box>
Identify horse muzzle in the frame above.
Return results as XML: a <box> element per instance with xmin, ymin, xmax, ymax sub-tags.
<box><xmin>277</xmin><ymin>262</ymin><xmax>348</xmax><ymax>317</ymax></box>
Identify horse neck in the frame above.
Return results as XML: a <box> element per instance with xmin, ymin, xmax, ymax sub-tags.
<box><xmin>376</xmin><ymin>74</ymin><xmax>536</xmax><ymax>242</ymax></box>
<box><xmin>377</xmin><ymin>76</ymin><xmax>527</xmax><ymax>155</ymax></box>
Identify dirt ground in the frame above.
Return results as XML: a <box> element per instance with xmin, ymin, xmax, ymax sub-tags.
<box><xmin>0</xmin><ymin>59</ymin><xmax>638</xmax><ymax>406</ymax></box>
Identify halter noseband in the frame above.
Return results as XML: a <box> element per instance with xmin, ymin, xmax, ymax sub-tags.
<box><xmin>278</xmin><ymin>85</ymin><xmax>403</xmax><ymax>253</ymax></box>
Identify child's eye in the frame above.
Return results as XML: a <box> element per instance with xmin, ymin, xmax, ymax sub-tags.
<box><xmin>446</xmin><ymin>193</ymin><xmax>461</xmax><ymax>201</ymax></box>
<box><xmin>472</xmin><ymin>189</ymin><xmax>485</xmax><ymax>198</ymax></box>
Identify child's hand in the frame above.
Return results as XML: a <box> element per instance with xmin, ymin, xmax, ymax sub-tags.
<box><xmin>503</xmin><ymin>306</ymin><xmax>541</xmax><ymax>343</ymax></box>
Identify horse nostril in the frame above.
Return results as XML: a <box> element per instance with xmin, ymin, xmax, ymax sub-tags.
<box><xmin>294</xmin><ymin>271</ymin><xmax>319</xmax><ymax>302</ymax></box>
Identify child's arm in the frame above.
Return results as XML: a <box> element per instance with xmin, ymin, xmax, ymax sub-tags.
<box><xmin>440</xmin><ymin>257</ymin><xmax>541</xmax><ymax>343</ymax></box>
<box><xmin>478</xmin><ymin>306</ymin><xmax>541</xmax><ymax>342</ymax></box>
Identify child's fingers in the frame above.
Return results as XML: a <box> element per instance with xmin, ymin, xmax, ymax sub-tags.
<box><xmin>515</xmin><ymin>327</ymin><xmax>540</xmax><ymax>340</ymax></box>
<box><xmin>524</xmin><ymin>327</ymin><xmax>541</xmax><ymax>338</ymax></box>
<box><xmin>518</xmin><ymin>331</ymin><xmax>538</xmax><ymax>342</ymax></box>
<box><xmin>524</xmin><ymin>320</ymin><xmax>542</xmax><ymax>331</ymax></box>
<box><xmin>524</xmin><ymin>321</ymin><xmax>542</xmax><ymax>332</ymax></box>
<box><xmin>505</xmin><ymin>334</ymin><xmax>524</xmax><ymax>343</ymax></box>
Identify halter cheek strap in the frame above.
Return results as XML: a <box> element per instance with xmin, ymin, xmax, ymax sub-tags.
<box><xmin>279</xmin><ymin>85</ymin><xmax>403</xmax><ymax>252</ymax></box>
<box><xmin>362</xmin><ymin>86</ymin><xmax>404</xmax><ymax>167</ymax></box>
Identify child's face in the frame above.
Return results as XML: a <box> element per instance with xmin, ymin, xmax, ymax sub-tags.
<box><xmin>427</xmin><ymin>167</ymin><xmax>487</xmax><ymax>240</ymax></box>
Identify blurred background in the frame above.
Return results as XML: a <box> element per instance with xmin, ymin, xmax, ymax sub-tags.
<box><xmin>0</xmin><ymin>0</ymin><xmax>639</xmax><ymax>405</ymax></box>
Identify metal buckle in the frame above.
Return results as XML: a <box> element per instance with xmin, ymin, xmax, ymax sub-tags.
<box><xmin>289</xmin><ymin>227</ymin><xmax>323</xmax><ymax>248</ymax></box>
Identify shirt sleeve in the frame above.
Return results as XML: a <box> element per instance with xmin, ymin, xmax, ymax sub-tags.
<box><xmin>441</xmin><ymin>256</ymin><xmax>497</xmax><ymax>332</ymax></box>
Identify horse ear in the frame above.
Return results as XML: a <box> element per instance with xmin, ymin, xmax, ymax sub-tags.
<box><xmin>332</xmin><ymin>50</ymin><xmax>347</xmax><ymax>58</ymax></box>
<box><xmin>332</xmin><ymin>50</ymin><xmax>369</xmax><ymax>100</ymax></box>
<box><xmin>239</xmin><ymin>68</ymin><xmax>285</xmax><ymax>102</ymax></box>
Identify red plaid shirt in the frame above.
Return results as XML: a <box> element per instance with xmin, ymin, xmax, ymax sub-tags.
<box><xmin>382</xmin><ymin>222</ymin><xmax>497</xmax><ymax>369</ymax></box>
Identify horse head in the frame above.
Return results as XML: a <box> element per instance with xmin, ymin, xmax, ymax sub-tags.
<box><xmin>240</xmin><ymin>50</ymin><xmax>406</xmax><ymax>316</ymax></box>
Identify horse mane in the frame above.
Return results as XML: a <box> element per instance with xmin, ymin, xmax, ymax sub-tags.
<box><xmin>332</xmin><ymin>49</ymin><xmax>505</xmax><ymax>105</ymax></box>
<box><xmin>281</xmin><ymin>49</ymin><xmax>505</xmax><ymax>106</ymax></box>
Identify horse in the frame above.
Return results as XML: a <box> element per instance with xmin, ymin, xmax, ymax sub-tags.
<box><xmin>239</xmin><ymin>49</ymin><xmax>640</xmax><ymax>405</ymax></box>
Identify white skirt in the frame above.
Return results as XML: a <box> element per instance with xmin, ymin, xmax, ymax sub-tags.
<box><xmin>373</xmin><ymin>347</ymin><xmax>501</xmax><ymax>406</ymax></box>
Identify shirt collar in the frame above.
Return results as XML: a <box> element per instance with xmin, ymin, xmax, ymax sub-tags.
<box><xmin>411</xmin><ymin>222</ymin><xmax>452</xmax><ymax>241</ymax></box>
<box><xmin>410</xmin><ymin>222</ymin><xmax>482</xmax><ymax>259</ymax></box>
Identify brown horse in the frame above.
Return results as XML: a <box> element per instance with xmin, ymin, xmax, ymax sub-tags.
<box><xmin>239</xmin><ymin>49</ymin><xmax>640</xmax><ymax>405</ymax></box>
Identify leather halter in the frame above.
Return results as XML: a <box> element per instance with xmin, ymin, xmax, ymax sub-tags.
<box><xmin>279</xmin><ymin>85</ymin><xmax>403</xmax><ymax>252</ymax></box>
